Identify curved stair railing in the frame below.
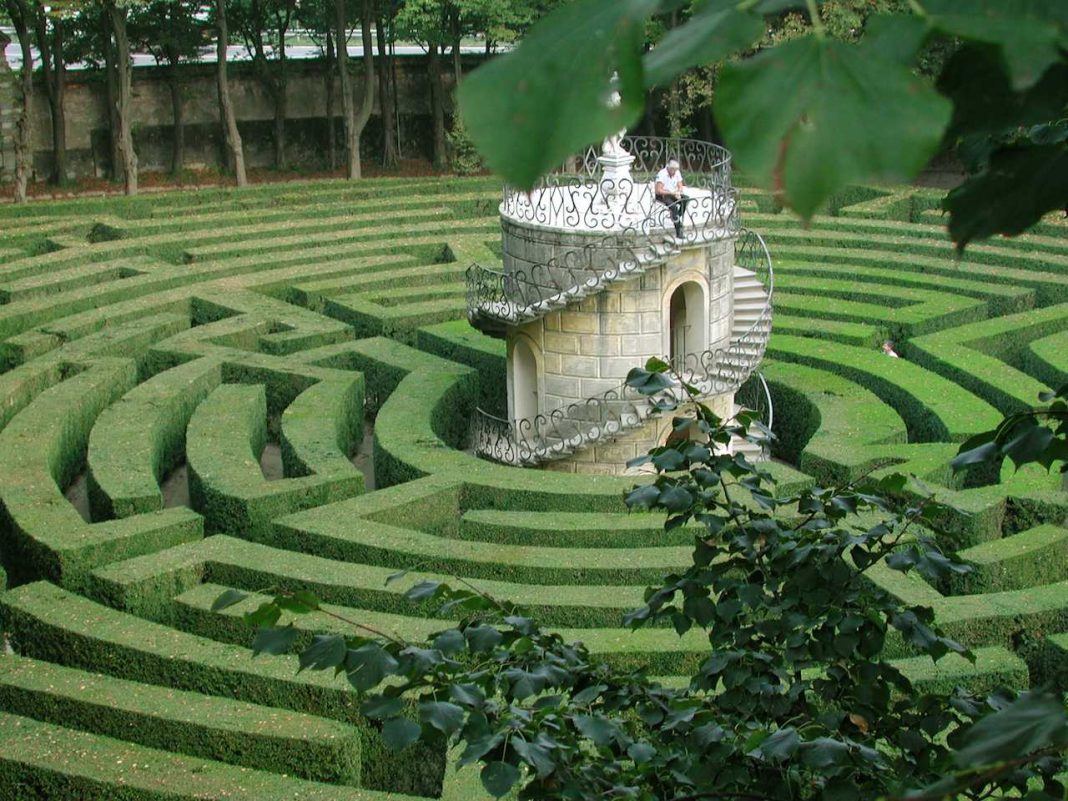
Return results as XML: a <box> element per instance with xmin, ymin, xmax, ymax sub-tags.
<box><xmin>472</xmin><ymin>230</ymin><xmax>774</xmax><ymax>467</ymax></box>
<box><xmin>468</xmin><ymin>189</ymin><xmax>741</xmax><ymax>333</ymax></box>
<box><xmin>733</xmin><ymin>372</ymin><xmax>775</xmax><ymax>460</ymax></box>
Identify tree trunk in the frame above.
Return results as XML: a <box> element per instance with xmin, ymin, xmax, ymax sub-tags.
<box><xmin>216</xmin><ymin>0</ymin><xmax>247</xmax><ymax>186</ymax></box>
<box><xmin>452</xmin><ymin>39</ymin><xmax>462</xmax><ymax>89</ymax></box>
<box><xmin>34</xmin><ymin>9</ymin><xmax>66</xmax><ymax>185</ymax></box>
<box><xmin>167</xmin><ymin>52</ymin><xmax>184</xmax><ymax>174</ymax></box>
<box><xmin>334</xmin><ymin>0</ymin><xmax>355</xmax><ymax>177</ymax></box>
<box><xmin>376</xmin><ymin>10</ymin><xmax>396</xmax><ymax>168</ymax></box>
<box><xmin>274</xmin><ymin>32</ymin><xmax>288</xmax><ymax>170</ymax></box>
<box><xmin>324</xmin><ymin>31</ymin><xmax>336</xmax><ymax>169</ymax></box>
<box><xmin>336</xmin><ymin>0</ymin><xmax>375</xmax><ymax>179</ymax></box>
<box><xmin>103</xmin><ymin>25</ymin><xmax>123</xmax><ymax>184</ymax></box>
<box><xmin>51</xmin><ymin>20</ymin><xmax>66</xmax><ymax>184</ymax></box>
<box><xmin>106</xmin><ymin>1</ymin><xmax>137</xmax><ymax>195</ymax></box>
<box><xmin>5</xmin><ymin>0</ymin><xmax>33</xmax><ymax>202</ymax></box>
<box><xmin>427</xmin><ymin>43</ymin><xmax>446</xmax><ymax>170</ymax></box>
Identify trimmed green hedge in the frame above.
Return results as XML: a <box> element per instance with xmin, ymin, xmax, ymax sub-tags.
<box><xmin>0</xmin><ymin>711</ymin><xmax>421</xmax><ymax>801</ymax></box>
<box><xmin>0</xmin><ymin>655</ymin><xmax>362</xmax><ymax>785</ymax></box>
<box><xmin>0</xmin><ymin>358</ymin><xmax>202</xmax><ymax>591</ymax></box>
<box><xmin>186</xmin><ymin>384</ymin><xmax>363</xmax><ymax>537</ymax></box>
<box><xmin>0</xmin><ymin>582</ymin><xmax>445</xmax><ymax>797</ymax></box>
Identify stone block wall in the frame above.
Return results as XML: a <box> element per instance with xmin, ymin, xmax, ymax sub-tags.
<box><xmin>502</xmin><ymin>232</ymin><xmax>736</xmax><ymax>474</ymax></box>
<box><xmin>508</xmin><ymin>236</ymin><xmax>734</xmax><ymax>415</ymax></box>
<box><xmin>4</xmin><ymin>54</ymin><xmax>478</xmax><ymax>182</ymax></box>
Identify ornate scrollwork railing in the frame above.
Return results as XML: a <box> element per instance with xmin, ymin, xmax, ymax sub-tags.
<box><xmin>501</xmin><ymin>178</ymin><xmax>739</xmax><ymax>236</ymax></box>
<box><xmin>569</xmin><ymin>136</ymin><xmax>733</xmax><ymax>190</ymax></box>
<box><xmin>471</xmin><ymin>228</ymin><xmax>774</xmax><ymax>467</ymax></box>
<box><xmin>468</xmin><ymin>194</ymin><xmax>742</xmax><ymax>329</ymax></box>
<box><xmin>734</xmin><ymin>372</ymin><xmax>775</xmax><ymax>459</ymax></box>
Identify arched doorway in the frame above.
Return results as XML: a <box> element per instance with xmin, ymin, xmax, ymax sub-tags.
<box><xmin>668</xmin><ymin>281</ymin><xmax>707</xmax><ymax>368</ymax></box>
<box><xmin>511</xmin><ymin>337</ymin><xmax>540</xmax><ymax>422</ymax></box>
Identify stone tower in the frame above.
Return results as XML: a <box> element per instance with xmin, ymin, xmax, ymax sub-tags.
<box><xmin>466</xmin><ymin>135</ymin><xmax>773</xmax><ymax>474</ymax></box>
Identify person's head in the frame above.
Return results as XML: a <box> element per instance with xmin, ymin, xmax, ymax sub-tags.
<box><xmin>882</xmin><ymin>340</ymin><xmax>895</xmax><ymax>353</ymax></box>
<box><xmin>666</xmin><ymin>158</ymin><xmax>680</xmax><ymax>176</ymax></box>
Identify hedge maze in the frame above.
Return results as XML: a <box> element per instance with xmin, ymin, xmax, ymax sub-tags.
<box><xmin>0</xmin><ymin>177</ymin><xmax>1064</xmax><ymax>799</ymax></box>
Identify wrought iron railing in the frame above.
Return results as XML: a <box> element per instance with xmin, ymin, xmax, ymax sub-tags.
<box><xmin>735</xmin><ymin>372</ymin><xmax>775</xmax><ymax>459</ymax></box>
<box><xmin>471</xmin><ymin>230</ymin><xmax>774</xmax><ymax>467</ymax></box>
<box><xmin>568</xmin><ymin>136</ymin><xmax>733</xmax><ymax>190</ymax></box>
<box><xmin>468</xmin><ymin>203</ymin><xmax>748</xmax><ymax>330</ymax></box>
<box><xmin>501</xmin><ymin>179</ymin><xmax>739</xmax><ymax>234</ymax></box>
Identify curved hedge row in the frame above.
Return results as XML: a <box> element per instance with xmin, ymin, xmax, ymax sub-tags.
<box><xmin>0</xmin><ymin>177</ymin><xmax>1063</xmax><ymax>800</ymax></box>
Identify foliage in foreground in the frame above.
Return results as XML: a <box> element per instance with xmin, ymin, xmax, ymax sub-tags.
<box><xmin>457</xmin><ymin>0</ymin><xmax>1067</xmax><ymax>248</ymax></box>
<box><xmin>220</xmin><ymin>359</ymin><xmax>1068</xmax><ymax>801</ymax></box>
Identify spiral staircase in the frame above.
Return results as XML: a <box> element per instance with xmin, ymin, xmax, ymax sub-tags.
<box><xmin>465</xmin><ymin>136</ymin><xmax>774</xmax><ymax>468</ymax></box>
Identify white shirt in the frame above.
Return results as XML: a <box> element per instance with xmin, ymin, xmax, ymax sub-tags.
<box><xmin>656</xmin><ymin>167</ymin><xmax>684</xmax><ymax>195</ymax></box>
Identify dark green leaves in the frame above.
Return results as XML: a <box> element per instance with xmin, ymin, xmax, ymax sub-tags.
<box><xmin>717</xmin><ymin>35</ymin><xmax>952</xmax><ymax>219</ymax></box>
<box><xmin>626</xmin><ymin>365</ymin><xmax>676</xmax><ymax>395</ymax></box>
<box><xmin>922</xmin><ymin>0</ymin><xmax>1067</xmax><ymax>90</ymax></box>
<box><xmin>346</xmin><ymin>643</ymin><xmax>400</xmax><ymax>691</ymax></box>
<box><xmin>211</xmin><ymin>588</ymin><xmax>248</xmax><ymax>612</ymax></box>
<box><xmin>298</xmin><ymin>634</ymin><xmax>347</xmax><ymax>672</ymax></box>
<box><xmin>952</xmin><ymin>691</ymin><xmax>1068</xmax><ymax>767</ymax></box>
<box><xmin>251</xmin><ymin>625</ymin><xmax>298</xmax><ymax>657</ymax></box>
<box><xmin>420</xmin><ymin>700</ymin><xmax>466</xmax><ymax>735</ymax></box>
<box><xmin>481</xmin><ymin>761</ymin><xmax>521</xmax><ymax>798</ymax></box>
<box><xmin>458</xmin><ymin>0</ymin><xmax>656</xmax><ymax>189</ymax></box>
<box><xmin>643</xmin><ymin>1</ymin><xmax>764</xmax><ymax>87</ymax></box>
<box><xmin>944</xmin><ymin>144</ymin><xmax>1068</xmax><ymax>248</ymax></box>
<box><xmin>382</xmin><ymin>716</ymin><xmax>423</xmax><ymax>750</ymax></box>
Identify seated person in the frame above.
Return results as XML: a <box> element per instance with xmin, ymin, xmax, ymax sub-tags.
<box><xmin>655</xmin><ymin>159</ymin><xmax>689</xmax><ymax>237</ymax></box>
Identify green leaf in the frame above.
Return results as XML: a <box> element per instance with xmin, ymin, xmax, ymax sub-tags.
<box><xmin>625</xmin><ymin>484</ymin><xmax>662</xmax><ymax>510</ymax></box>
<box><xmin>420</xmin><ymin>700</ymin><xmax>466</xmax><ymax>735</ymax></box>
<box><xmin>923</xmin><ymin>0</ymin><xmax>1066</xmax><ymax>90</ymax></box>
<box><xmin>716</xmin><ymin>35</ymin><xmax>951</xmax><ymax>219</ymax></box>
<box><xmin>627</xmin><ymin>741</ymin><xmax>656</xmax><ymax>763</ymax></box>
<box><xmin>345</xmin><ymin>643</ymin><xmax>400</xmax><ymax>692</ymax></box>
<box><xmin>481</xmin><ymin>761</ymin><xmax>521</xmax><ymax>798</ymax></box>
<box><xmin>951</xmin><ymin>431</ymin><xmax>999</xmax><ymax>471</ymax></box>
<box><xmin>862</xmin><ymin>14</ymin><xmax>930</xmax><ymax>65</ymax></box>
<box><xmin>275</xmin><ymin>590</ymin><xmax>319</xmax><ymax>614</ymax></box>
<box><xmin>645</xmin><ymin>356</ymin><xmax>671</xmax><ymax>373</ymax></box>
<box><xmin>1002</xmin><ymin>419</ymin><xmax>1057</xmax><ymax>470</ymax></box>
<box><xmin>944</xmin><ymin>144</ymin><xmax>1068</xmax><ymax>248</ymax></box>
<box><xmin>658</xmin><ymin>485</ymin><xmax>693</xmax><ymax>513</ymax></box>
<box><xmin>243</xmin><ymin>602</ymin><xmax>281</xmax><ymax>629</ymax></box>
<box><xmin>626</xmin><ymin>367</ymin><xmax>676</xmax><ymax>395</ymax></box>
<box><xmin>953</xmin><ymin>691</ymin><xmax>1068</xmax><ymax>767</ymax></box>
<box><xmin>211</xmin><ymin>588</ymin><xmax>248</xmax><ymax>612</ymax></box>
<box><xmin>382</xmin><ymin>716</ymin><xmax>422</xmax><ymax>750</ymax></box>
<box><xmin>298</xmin><ymin>634</ymin><xmax>347</xmax><ymax>672</ymax></box>
<box><xmin>361</xmin><ymin>695</ymin><xmax>404</xmax><ymax>720</ymax></box>
<box><xmin>465</xmin><ymin>624</ymin><xmax>504</xmax><ymax>653</ymax></box>
<box><xmin>574</xmin><ymin>714</ymin><xmax>620</xmax><ymax>748</ymax></box>
<box><xmin>458</xmin><ymin>0</ymin><xmax>656</xmax><ymax>189</ymax></box>
<box><xmin>251</xmin><ymin>625</ymin><xmax>298</xmax><ymax>657</ymax></box>
<box><xmin>643</xmin><ymin>2</ymin><xmax>763</xmax><ymax>88</ymax></box>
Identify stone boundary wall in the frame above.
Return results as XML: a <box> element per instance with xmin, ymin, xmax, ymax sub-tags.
<box><xmin>0</xmin><ymin>52</ymin><xmax>483</xmax><ymax>181</ymax></box>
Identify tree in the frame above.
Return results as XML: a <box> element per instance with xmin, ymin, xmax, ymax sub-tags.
<box><xmin>129</xmin><ymin>0</ymin><xmax>202</xmax><ymax>175</ymax></box>
<box><xmin>3</xmin><ymin>0</ymin><xmax>34</xmax><ymax>202</ymax></box>
<box><xmin>295</xmin><ymin>0</ymin><xmax>340</xmax><ymax>169</ymax></box>
<box><xmin>230</xmin><ymin>0</ymin><xmax>296</xmax><ymax>170</ymax></box>
<box><xmin>394</xmin><ymin>0</ymin><xmax>449</xmax><ymax>168</ymax></box>
<box><xmin>334</xmin><ymin>0</ymin><xmax>375</xmax><ymax>179</ymax></box>
<box><xmin>222</xmin><ymin>362</ymin><xmax>1068</xmax><ymax>800</ymax></box>
<box><xmin>376</xmin><ymin>0</ymin><xmax>398</xmax><ymax>168</ymax></box>
<box><xmin>214</xmin><ymin>0</ymin><xmax>247</xmax><ymax>185</ymax></box>
<box><xmin>457</xmin><ymin>0</ymin><xmax>1067</xmax><ymax>249</ymax></box>
<box><xmin>102</xmin><ymin>0</ymin><xmax>138</xmax><ymax>194</ymax></box>
<box><xmin>32</xmin><ymin>2</ymin><xmax>72</xmax><ymax>185</ymax></box>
